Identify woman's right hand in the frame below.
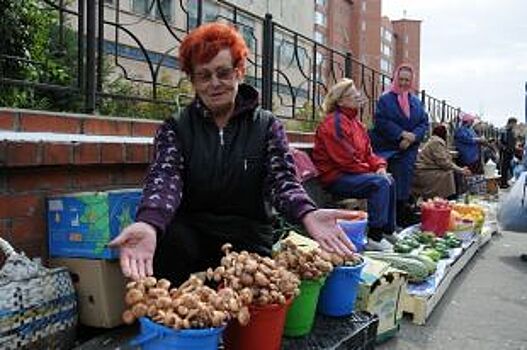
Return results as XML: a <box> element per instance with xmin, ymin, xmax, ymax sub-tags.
<box><xmin>401</xmin><ymin>131</ymin><xmax>416</xmax><ymax>143</ymax></box>
<box><xmin>108</xmin><ymin>222</ymin><xmax>157</xmax><ymax>280</ymax></box>
<box><xmin>399</xmin><ymin>138</ymin><xmax>411</xmax><ymax>150</ymax></box>
<box><xmin>462</xmin><ymin>167</ymin><xmax>472</xmax><ymax>176</ymax></box>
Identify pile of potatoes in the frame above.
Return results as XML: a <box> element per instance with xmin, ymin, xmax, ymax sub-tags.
<box><xmin>206</xmin><ymin>243</ymin><xmax>300</xmax><ymax>306</ymax></box>
<box><xmin>122</xmin><ymin>275</ymin><xmax>250</xmax><ymax>329</ymax></box>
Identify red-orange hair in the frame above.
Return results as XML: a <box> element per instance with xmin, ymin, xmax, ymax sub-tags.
<box><xmin>179</xmin><ymin>22</ymin><xmax>249</xmax><ymax>76</ymax></box>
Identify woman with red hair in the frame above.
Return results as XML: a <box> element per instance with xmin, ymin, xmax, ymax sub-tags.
<box><xmin>370</xmin><ymin>64</ymin><xmax>429</xmax><ymax>227</ymax></box>
<box><xmin>109</xmin><ymin>23</ymin><xmax>358</xmax><ymax>285</ymax></box>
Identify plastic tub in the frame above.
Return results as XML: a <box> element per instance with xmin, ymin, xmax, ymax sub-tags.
<box><xmin>338</xmin><ymin>219</ymin><xmax>368</xmax><ymax>252</ymax></box>
<box><xmin>129</xmin><ymin>317</ymin><xmax>224</xmax><ymax>350</ymax></box>
<box><xmin>284</xmin><ymin>277</ymin><xmax>326</xmax><ymax>337</ymax></box>
<box><xmin>317</xmin><ymin>259</ymin><xmax>365</xmax><ymax>317</ymax></box>
<box><xmin>421</xmin><ymin>206</ymin><xmax>451</xmax><ymax>237</ymax></box>
<box><xmin>224</xmin><ymin>298</ymin><xmax>292</xmax><ymax>350</ymax></box>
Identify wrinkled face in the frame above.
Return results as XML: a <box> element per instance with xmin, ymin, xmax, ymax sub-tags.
<box><xmin>191</xmin><ymin>49</ymin><xmax>242</xmax><ymax>114</ymax></box>
<box><xmin>398</xmin><ymin>68</ymin><xmax>413</xmax><ymax>90</ymax></box>
<box><xmin>338</xmin><ymin>85</ymin><xmax>366</xmax><ymax>110</ymax></box>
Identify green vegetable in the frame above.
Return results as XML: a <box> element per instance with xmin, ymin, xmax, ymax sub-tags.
<box><xmin>394</xmin><ymin>243</ymin><xmax>413</xmax><ymax>253</ymax></box>
<box><xmin>363</xmin><ymin>252</ymin><xmax>429</xmax><ymax>282</ymax></box>
<box><xmin>402</xmin><ymin>237</ymin><xmax>420</xmax><ymax>249</ymax></box>
<box><xmin>414</xmin><ymin>254</ymin><xmax>437</xmax><ymax>274</ymax></box>
<box><xmin>422</xmin><ymin>249</ymin><xmax>442</xmax><ymax>262</ymax></box>
<box><xmin>417</xmin><ymin>231</ymin><xmax>436</xmax><ymax>244</ymax></box>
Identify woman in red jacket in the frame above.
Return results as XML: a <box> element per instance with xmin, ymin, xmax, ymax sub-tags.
<box><xmin>313</xmin><ymin>79</ymin><xmax>396</xmax><ymax>251</ymax></box>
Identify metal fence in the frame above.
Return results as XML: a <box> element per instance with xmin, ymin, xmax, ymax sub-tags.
<box><xmin>0</xmin><ymin>0</ymin><xmax>500</xmax><ymax>136</ymax></box>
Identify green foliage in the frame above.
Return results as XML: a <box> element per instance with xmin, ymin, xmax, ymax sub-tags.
<box><xmin>290</xmin><ymin>101</ymin><xmax>324</xmax><ymax>132</ymax></box>
<box><xmin>99</xmin><ymin>73</ymin><xmax>194</xmax><ymax>120</ymax></box>
<box><xmin>0</xmin><ymin>0</ymin><xmax>80</xmax><ymax>110</ymax></box>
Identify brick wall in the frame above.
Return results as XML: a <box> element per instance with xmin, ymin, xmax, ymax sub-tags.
<box><xmin>0</xmin><ymin>108</ymin><xmax>314</xmax><ymax>263</ymax></box>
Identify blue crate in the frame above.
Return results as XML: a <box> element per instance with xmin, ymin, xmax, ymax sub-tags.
<box><xmin>47</xmin><ymin>189</ymin><xmax>142</xmax><ymax>259</ymax></box>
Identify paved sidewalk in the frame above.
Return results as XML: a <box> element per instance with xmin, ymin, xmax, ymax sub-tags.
<box><xmin>378</xmin><ymin>230</ymin><xmax>527</xmax><ymax>350</ymax></box>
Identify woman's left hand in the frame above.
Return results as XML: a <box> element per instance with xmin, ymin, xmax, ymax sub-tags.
<box><xmin>302</xmin><ymin>209</ymin><xmax>357</xmax><ymax>256</ymax></box>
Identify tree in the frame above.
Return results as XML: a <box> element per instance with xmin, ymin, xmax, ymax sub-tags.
<box><xmin>0</xmin><ymin>0</ymin><xmax>79</xmax><ymax>110</ymax></box>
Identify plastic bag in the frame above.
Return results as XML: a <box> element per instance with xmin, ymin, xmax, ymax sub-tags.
<box><xmin>498</xmin><ymin>171</ymin><xmax>527</xmax><ymax>232</ymax></box>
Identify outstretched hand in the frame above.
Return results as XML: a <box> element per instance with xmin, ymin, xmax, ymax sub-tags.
<box><xmin>302</xmin><ymin>209</ymin><xmax>358</xmax><ymax>256</ymax></box>
<box><xmin>108</xmin><ymin>222</ymin><xmax>157</xmax><ymax>280</ymax></box>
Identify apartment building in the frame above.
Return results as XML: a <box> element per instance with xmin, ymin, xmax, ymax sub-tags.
<box><xmin>322</xmin><ymin>0</ymin><xmax>421</xmax><ymax>89</ymax></box>
<box><xmin>392</xmin><ymin>19</ymin><xmax>422</xmax><ymax>91</ymax></box>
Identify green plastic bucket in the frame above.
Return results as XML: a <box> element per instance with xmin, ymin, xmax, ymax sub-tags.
<box><xmin>284</xmin><ymin>277</ymin><xmax>326</xmax><ymax>337</ymax></box>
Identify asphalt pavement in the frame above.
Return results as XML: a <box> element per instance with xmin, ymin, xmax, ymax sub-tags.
<box><xmin>378</xmin><ymin>229</ymin><xmax>527</xmax><ymax>350</ymax></box>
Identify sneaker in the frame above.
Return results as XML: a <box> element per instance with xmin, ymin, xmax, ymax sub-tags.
<box><xmin>365</xmin><ymin>238</ymin><xmax>394</xmax><ymax>252</ymax></box>
<box><xmin>383</xmin><ymin>233</ymin><xmax>400</xmax><ymax>245</ymax></box>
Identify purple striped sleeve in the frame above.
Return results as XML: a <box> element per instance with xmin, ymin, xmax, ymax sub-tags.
<box><xmin>265</xmin><ymin>118</ymin><xmax>317</xmax><ymax>222</ymax></box>
<box><xmin>135</xmin><ymin>120</ymin><xmax>184</xmax><ymax>235</ymax></box>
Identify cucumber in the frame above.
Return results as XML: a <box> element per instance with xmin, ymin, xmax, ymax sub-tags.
<box><xmin>364</xmin><ymin>251</ymin><xmax>436</xmax><ymax>275</ymax></box>
<box><xmin>363</xmin><ymin>252</ymin><xmax>429</xmax><ymax>282</ymax></box>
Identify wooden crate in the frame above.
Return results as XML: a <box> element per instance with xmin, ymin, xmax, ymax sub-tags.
<box><xmin>401</xmin><ymin>238</ymin><xmax>480</xmax><ymax>325</ymax></box>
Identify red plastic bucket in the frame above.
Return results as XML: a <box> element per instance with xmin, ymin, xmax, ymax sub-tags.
<box><xmin>421</xmin><ymin>206</ymin><xmax>451</xmax><ymax>237</ymax></box>
<box><xmin>223</xmin><ymin>298</ymin><xmax>293</xmax><ymax>350</ymax></box>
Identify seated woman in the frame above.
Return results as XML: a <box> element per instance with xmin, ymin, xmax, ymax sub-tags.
<box><xmin>313</xmin><ymin>78</ymin><xmax>396</xmax><ymax>251</ymax></box>
<box><xmin>413</xmin><ymin>125</ymin><xmax>471</xmax><ymax>200</ymax></box>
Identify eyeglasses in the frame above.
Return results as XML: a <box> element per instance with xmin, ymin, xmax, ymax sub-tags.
<box><xmin>192</xmin><ymin>66</ymin><xmax>237</xmax><ymax>84</ymax></box>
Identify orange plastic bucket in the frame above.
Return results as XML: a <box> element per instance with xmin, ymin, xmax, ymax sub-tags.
<box><xmin>223</xmin><ymin>298</ymin><xmax>293</xmax><ymax>350</ymax></box>
<box><xmin>421</xmin><ymin>206</ymin><xmax>451</xmax><ymax>237</ymax></box>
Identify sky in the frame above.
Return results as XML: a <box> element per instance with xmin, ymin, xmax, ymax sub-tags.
<box><xmin>382</xmin><ymin>0</ymin><xmax>527</xmax><ymax>126</ymax></box>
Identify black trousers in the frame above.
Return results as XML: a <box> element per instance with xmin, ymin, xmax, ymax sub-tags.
<box><xmin>500</xmin><ymin>152</ymin><xmax>513</xmax><ymax>186</ymax></box>
<box><xmin>153</xmin><ymin>215</ymin><xmax>273</xmax><ymax>287</ymax></box>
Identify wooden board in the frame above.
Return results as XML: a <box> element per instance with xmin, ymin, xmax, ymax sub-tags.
<box><xmin>401</xmin><ymin>238</ymin><xmax>481</xmax><ymax>325</ymax></box>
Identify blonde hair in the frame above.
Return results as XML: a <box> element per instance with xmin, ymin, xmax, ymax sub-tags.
<box><xmin>322</xmin><ymin>78</ymin><xmax>357</xmax><ymax>114</ymax></box>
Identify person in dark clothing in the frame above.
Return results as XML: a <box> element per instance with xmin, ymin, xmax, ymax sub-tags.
<box><xmin>482</xmin><ymin>138</ymin><xmax>499</xmax><ymax>165</ymax></box>
<box><xmin>454</xmin><ymin>113</ymin><xmax>485</xmax><ymax>174</ymax></box>
<box><xmin>369</xmin><ymin>63</ymin><xmax>429</xmax><ymax>228</ymax></box>
<box><xmin>499</xmin><ymin>117</ymin><xmax>517</xmax><ymax>188</ymax></box>
<box><xmin>108</xmin><ymin>23</ymin><xmax>357</xmax><ymax>286</ymax></box>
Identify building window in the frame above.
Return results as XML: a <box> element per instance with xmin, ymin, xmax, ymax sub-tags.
<box><xmin>316</xmin><ymin>0</ymin><xmax>326</xmax><ymax>6</ymax></box>
<box><xmin>380</xmin><ymin>58</ymin><xmax>389</xmax><ymax>72</ymax></box>
<box><xmin>314</xmin><ymin>31</ymin><xmax>325</xmax><ymax>44</ymax></box>
<box><xmin>188</xmin><ymin>0</ymin><xmax>218</xmax><ymax>28</ymax></box>
<box><xmin>155</xmin><ymin>0</ymin><xmax>173</xmax><ymax>21</ymax></box>
<box><xmin>361</xmin><ymin>0</ymin><xmax>366</xmax><ymax>12</ymax></box>
<box><xmin>132</xmin><ymin>0</ymin><xmax>174</xmax><ymax>22</ymax></box>
<box><xmin>104</xmin><ymin>0</ymin><xmax>114</xmax><ymax>4</ymax></box>
<box><xmin>384</xmin><ymin>29</ymin><xmax>392</xmax><ymax>42</ymax></box>
<box><xmin>238</xmin><ymin>15</ymin><xmax>256</xmax><ymax>53</ymax></box>
<box><xmin>361</xmin><ymin>20</ymin><xmax>366</xmax><ymax>32</ymax></box>
<box><xmin>132</xmin><ymin>0</ymin><xmax>149</xmax><ymax>15</ymax></box>
<box><xmin>275</xmin><ymin>34</ymin><xmax>306</xmax><ymax>67</ymax></box>
<box><xmin>381</xmin><ymin>43</ymin><xmax>391</xmax><ymax>57</ymax></box>
<box><xmin>316</xmin><ymin>52</ymin><xmax>324</xmax><ymax>66</ymax></box>
<box><xmin>405</xmin><ymin>34</ymin><xmax>409</xmax><ymax>44</ymax></box>
<box><xmin>315</xmin><ymin>11</ymin><xmax>326</xmax><ymax>26</ymax></box>
<box><xmin>405</xmin><ymin>50</ymin><xmax>409</xmax><ymax>58</ymax></box>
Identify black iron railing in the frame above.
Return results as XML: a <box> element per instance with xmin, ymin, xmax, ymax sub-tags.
<box><xmin>0</xmin><ymin>0</ymin><xmax>500</xmax><ymax>136</ymax></box>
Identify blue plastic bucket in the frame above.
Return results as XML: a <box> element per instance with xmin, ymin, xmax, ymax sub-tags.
<box><xmin>130</xmin><ymin>317</ymin><xmax>225</xmax><ymax>350</ymax></box>
<box><xmin>317</xmin><ymin>259</ymin><xmax>366</xmax><ymax>317</ymax></box>
<box><xmin>338</xmin><ymin>219</ymin><xmax>368</xmax><ymax>252</ymax></box>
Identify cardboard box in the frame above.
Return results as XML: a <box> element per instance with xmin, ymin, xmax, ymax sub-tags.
<box><xmin>355</xmin><ymin>257</ymin><xmax>408</xmax><ymax>342</ymax></box>
<box><xmin>50</xmin><ymin>258</ymin><xmax>127</xmax><ymax>328</ymax></box>
<box><xmin>47</xmin><ymin>189</ymin><xmax>142</xmax><ymax>259</ymax></box>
